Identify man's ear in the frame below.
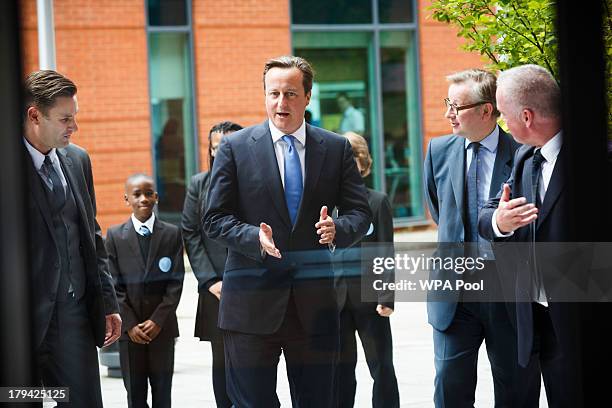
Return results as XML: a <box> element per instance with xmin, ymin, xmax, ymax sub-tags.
<box><xmin>522</xmin><ymin>108</ymin><xmax>534</xmax><ymax>128</ymax></box>
<box><xmin>124</xmin><ymin>194</ymin><xmax>129</xmax><ymax>205</ymax></box>
<box><xmin>27</xmin><ymin>106</ymin><xmax>41</xmax><ymax>124</ymax></box>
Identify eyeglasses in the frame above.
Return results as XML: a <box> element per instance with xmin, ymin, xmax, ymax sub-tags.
<box><xmin>444</xmin><ymin>98</ymin><xmax>490</xmax><ymax>115</ymax></box>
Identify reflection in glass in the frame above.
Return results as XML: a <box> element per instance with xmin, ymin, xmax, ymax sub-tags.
<box><xmin>378</xmin><ymin>0</ymin><xmax>414</xmax><ymax>24</ymax></box>
<box><xmin>295</xmin><ymin>32</ymin><xmax>375</xmax><ymax>188</ymax></box>
<box><xmin>148</xmin><ymin>32</ymin><xmax>195</xmax><ymax>215</ymax></box>
<box><xmin>147</xmin><ymin>0</ymin><xmax>187</xmax><ymax>26</ymax></box>
<box><xmin>291</xmin><ymin>0</ymin><xmax>372</xmax><ymax>25</ymax></box>
<box><xmin>380</xmin><ymin>31</ymin><xmax>422</xmax><ymax>218</ymax></box>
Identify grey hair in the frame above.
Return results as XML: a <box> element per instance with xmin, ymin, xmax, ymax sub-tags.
<box><xmin>497</xmin><ymin>64</ymin><xmax>561</xmax><ymax>119</ymax></box>
<box><xmin>446</xmin><ymin>68</ymin><xmax>499</xmax><ymax>117</ymax></box>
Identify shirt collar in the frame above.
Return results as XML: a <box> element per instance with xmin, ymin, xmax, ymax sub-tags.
<box><xmin>23</xmin><ymin>137</ymin><xmax>59</xmax><ymax>171</ymax></box>
<box><xmin>131</xmin><ymin>213</ymin><xmax>155</xmax><ymax>234</ymax></box>
<box><xmin>538</xmin><ymin>131</ymin><xmax>562</xmax><ymax>163</ymax></box>
<box><xmin>464</xmin><ymin>125</ymin><xmax>499</xmax><ymax>153</ymax></box>
<box><xmin>268</xmin><ymin>119</ymin><xmax>306</xmax><ymax>147</ymax></box>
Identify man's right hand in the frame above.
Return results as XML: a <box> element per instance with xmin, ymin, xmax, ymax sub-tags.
<box><xmin>259</xmin><ymin>222</ymin><xmax>281</xmax><ymax>258</ymax></box>
<box><xmin>495</xmin><ymin>184</ymin><xmax>538</xmax><ymax>234</ymax></box>
<box><xmin>209</xmin><ymin>281</ymin><xmax>223</xmax><ymax>300</ymax></box>
<box><xmin>128</xmin><ymin>324</ymin><xmax>152</xmax><ymax>344</ymax></box>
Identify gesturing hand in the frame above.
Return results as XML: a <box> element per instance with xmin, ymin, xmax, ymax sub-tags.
<box><xmin>103</xmin><ymin>313</ymin><xmax>122</xmax><ymax>347</ymax></box>
<box><xmin>315</xmin><ymin>206</ymin><xmax>336</xmax><ymax>245</ymax></box>
<box><xmin>259</xmin><ymin>222</ymin><xmax>281</xmax><ymax>258</ymax></box>
<box><xmin>495</xmin><ymin>184</ymin><xmax>538</xmax><ymax>234</ymax></box>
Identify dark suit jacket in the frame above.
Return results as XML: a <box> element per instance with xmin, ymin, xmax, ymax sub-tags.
<box><xmin>204</xmin><ymin>121</ymin><xmax>372</xmax><ymax>335</ymax></box>
<box><xmin>478</xmin><ymin>143</ymin><xmax>580</xmax><ymax>366</ymax></box>
<box><xmin>106</xmin><ymin>217</ymin><xmax>184</xmax><ymax>341</ymax></box>
<box><xmin>424</xmin><ymin>128</ymin><xmax>519</xmax><ymax>331</ymax></box>
<box><xmin>25</xmin><ymin>142</ymin><xmax>119</xmax><ymax>348</ymax></box>
<box><xmin>338</xmin><ymin>188</ymin><xmax>395</xmax><ymax>310</ymax></box>
<box><xmin>182</xmin><ymin>171</ymin><xmax>228</xmax><ymax>340</ymax></box>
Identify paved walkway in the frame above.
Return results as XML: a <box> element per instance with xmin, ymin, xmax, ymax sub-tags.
<box><xmin>95</xmin><ymin>229</ymin><xmax>548</xmax><ymax>407</ymax></box>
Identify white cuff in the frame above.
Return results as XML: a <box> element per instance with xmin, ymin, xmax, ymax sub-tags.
<box><xmin>492</xmin><ymin>209</ymin><xmax>514</xmax><ymax>238</ymax></box>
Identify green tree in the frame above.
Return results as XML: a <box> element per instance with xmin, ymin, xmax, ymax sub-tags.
<box><xmin>430</xmin><ymin>0</ymin><xmax>611</xmax><ymax>137</ymax></box>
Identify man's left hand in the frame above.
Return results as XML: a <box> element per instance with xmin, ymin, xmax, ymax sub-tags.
<box><xmin>103</xmin><ymin>313</ymin><xmax>122</xmax><ymax>347</ymax></box>
<box><xmin>376</xmin><ymin>305</ymin><xmax>394</xmax><ymax>317</ymax></box>
<box><xmin>315</xmin><ymin>206</ymin><xmax>336</xmax><ymax>244</ymax></box>
<box><xmin>139</xmin><ymin>319</ymin><xmax>162</xmax><ymax>341</ymax></box>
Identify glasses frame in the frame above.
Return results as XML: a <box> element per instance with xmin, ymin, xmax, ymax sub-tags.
<box><xmin>444</xmin><ymin>98</ymin><xmax>491</xmax><ymax>115</ymax></box>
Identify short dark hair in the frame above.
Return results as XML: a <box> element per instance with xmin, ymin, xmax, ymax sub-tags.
<box><xmin>263</xmin><ymin>56</ymin><xmax>314</xmax><ymax>94</ymax></box>
<box><xmin>125</xmin><ymin>173</ymin><xmax>155</xmax><ymax>191</ymax></box>
<box><xmin>208</xmin><ymin>121</ymin><xmax>243</xmax><ymax>168</ymax></box>
<box><xmin>24</xmin><ymin>70</ymin><xmax>77</xmax><ymax>117</ymax></box>
<box><xmin>209</xmin><ymin>121</ymin><xmax>243</xmax><ymax>137</ymax></box>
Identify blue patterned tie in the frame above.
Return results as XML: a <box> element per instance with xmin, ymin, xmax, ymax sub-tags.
<box><xmin>466</xmin><ymin>142</ymin><xmax>481</xmax><ymax>243</ymax></box>
<box><xmin>282</xmin><ymin>135</ymin><xmax>303</xmax><ymax>225</ymax></box>
<box><xmin>139</xmin><ymin>225</ymin><xmax>151</xmax><ymax>237</ymax></box>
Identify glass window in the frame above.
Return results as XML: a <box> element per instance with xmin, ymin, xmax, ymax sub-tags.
<box><xmin>291</xmin><ymin>0</ymin><xmax>372</xmax><ymax>25</ymax></box>
<box><xmin>148</xmin><ymin>32</ymin><xmax>195</xmax><ymax>216</ymax></box>
<box><xmin>380</xmin><ymin>31</ymin><xmax>422</xmax><ymax>218</ymax></box>
<box><xmin>378</xmin><ymin>0</ymin><xmax>414</xmax><ymax>23</ymax></box>
<box><xmin>294</xmin><ymin>32</ymin><xmax>379</xmax><ymax>189</ymax></box>
<box><xmin>147</xmin><ymin>0</ymin><xmax>187</xmax><ymax>26</ymax></box>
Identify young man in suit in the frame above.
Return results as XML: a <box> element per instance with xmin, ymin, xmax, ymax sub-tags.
<box><xmin>106</xmin><ymin>174</ymin><xmax>184</xmax><ymax>408</ymax></box>
<box><xmin>182</xmin><ymin>121</ymin><xmax>243</xmax><ymax>408</ymax></box>
<box><xmin>478</xmin><ymin>64</ymin><xmax>583</xmax><ymax>407</ymax></box>
<box><xmin>23</xmin><ymin>70</ymin><xmax>121</xmax><ymax>407</ymax></box>
<box><xmin>204</xmin><ymin>56</ymin><xmax>372</xmax><ymax>407</ymax></box>
<box><xmin>424</xmin><ymin>69</ymin><xmax>539</xmax><ymax>407</ymax></box>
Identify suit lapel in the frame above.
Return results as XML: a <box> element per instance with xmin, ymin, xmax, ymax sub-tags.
<box><xmin>449</xmin><ymin>137</ymin><xmax>467</xmax><ymax>228</ymax></box>
<box><xmin>145</xmin><ymin>218</ymin><xmax>164</xmax><ymax>278</ymax></box>
<box><xmin>57</xmin><ymin>148</ymin><xmax>94</xmax><ymax>247</ymax></box>
<box><xmin>295</xmin><ymin>126</ymin><xmax>327</xmax><ymax>227</ymax></box>
<box><xmin>23</xmin><ymin>147</ymin><xmax>58</xmax><ymax>247</ymax></box>
<box><xmin>537</xmin><ymin>145</ymin><xmax>565</xmax><ymax>229</ymax></box>
<box><xmin>123</xmin><ymin>219</ymin><xmax>145</xmax><ymax>271</ymax></box>
<box><xmin>248</xmin><ymin>122</ymin><xmax>292</xmax><ymax>228</ymax></box>
<box><xmin>489</xmin><ymin>129</ymin><xmax>514</xmax><ymax>199</ymax></box>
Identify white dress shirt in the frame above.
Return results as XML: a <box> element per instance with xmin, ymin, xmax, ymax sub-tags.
<box><xmin>132</xmin><ymin>213</ymin><xmax>156</xmax><ymax>235</ymax></box>
<box><xmin>269</xmin><ymin>119</ymin><xmax>307</xmax><ymax>186</ymax></box>
<box><xmin>23</xmin><ymin>138</ymin><xmax>68</xmax><ymax>192</ymax></box>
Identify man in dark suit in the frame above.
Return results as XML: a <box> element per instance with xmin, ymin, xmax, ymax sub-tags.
<box><xmin>23</xmin><ymin>70</ymin><xmax>121</xmax><ymax>406</ymax></box>
<box><xmin>478</xmin><ymin>64</ymin><xmax>583</xmax><ymax>407</ymax></box>
<box><xmin>106</xmin><ymin>174</ymin><xmax>184</xmax><ymax>408</ymax></box>
<box><xmin>203</xmin><ymin>56</ymin><xmax>372</xmax><ymax>407</ymax></box>
<box><xmin>182</xmin><ymin>121</ymin><xmax>243</xmax><ymax>408</ymax></box>
<box><xmin>424</xmin><ymin>69</ymin><xmax>538</xmax><ymax>407</ymax></box>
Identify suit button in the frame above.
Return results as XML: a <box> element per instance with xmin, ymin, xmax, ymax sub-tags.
<box><xmin>54</xmin><ymin>262</ymin><xmax>59</xmax><ymax>269</ymax></box>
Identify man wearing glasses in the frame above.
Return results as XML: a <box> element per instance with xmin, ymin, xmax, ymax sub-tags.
<box><xmin>424</xmin><ymin>69</ymin><xmax>539</xmax><ymax>407</ymax></box>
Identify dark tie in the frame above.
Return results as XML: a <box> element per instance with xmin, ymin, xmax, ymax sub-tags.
<box><xmin>42</xmin><ymin>155</ymin><xmax>66</xmax><ymax>210</ymax></box>
<box><xmin>530</xmin><ymin>149</ymin><xmax>546</xmax><ymax>301</ymax></box>
<box><xmin>531</xmin><ymin>149</ymin><xmax>546</xmax><ymax>207</ymax></box>
<box><xmin>137</xmin><ymin>225</ymin><xmax>152</xmax><ymax>263</ymax></box>
<box><xmin>465</xmin><ymin>142</ymin><xmax>481</xmax><ymax>243</ymax></box>
<box><xmin>282</xmin><ymin>135</ymin><xmax>303</xmax><ymax>225</ymax></box>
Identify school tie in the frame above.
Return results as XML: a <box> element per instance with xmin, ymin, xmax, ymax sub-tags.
<box><xmin>41</xmin><ymin>155</ymin><xmax>66</xmax><ymax>210</ymax></box>
<box><xmin>465</xmin><ymin>142</ymin><xmax>481</xmax><ymax>243</ymax></box>
<box><xmin>139</xmin><ymin>225</ymin><xmax>152</xmax><ymax>237</ymax></box>
<box><xmin>282</xmin><ymin>135</ymin><xmax>303</xmax><ymax>225</ymax></box>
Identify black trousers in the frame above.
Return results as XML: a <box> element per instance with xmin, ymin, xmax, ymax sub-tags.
<box><xmin>222</xmin><ymin>296</ymin><xmax>338</xmax><ymax>408</ymax></box>
<box><xmin>210</xmin><ymin>340</ymin><xmax>232</xmax><ymax>408</ymax></box>
<box><xmin>335</xmin><ymin>297</ymin><xmax>399</xmax><ymax>408</ymax></box>
<box><xmin>531</xmin><ymin>303</ymin><xmax>583</xmax><ymax>408</ymax></box>
<box><xmin>119</xmin><ymin>336</ymin><xmax>175</xmax><ymax>408</ymax></box>
<box><xmin>36</xmin><ymin>296</ymin><xmax>103</xmax><ymax>408</ymax></box>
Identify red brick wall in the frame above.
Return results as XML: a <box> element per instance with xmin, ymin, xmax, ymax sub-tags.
<box><xmin>417</xmin><ymin>0</ymin><xmax>487</xmax><ymax>149</ymax></box>
<box><xmin>20</xmin><ymin>0</ymin><xmax>154</xmax><ymax>231</ymax></box>
<box><xmin>192</xmin><ymin>0</ymin><xmax>291</xmax><ymax>170</ymax></box>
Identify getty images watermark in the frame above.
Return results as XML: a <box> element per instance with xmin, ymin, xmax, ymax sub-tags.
<box><xmin>354</xmin><ymin>242</ymin><xmax>612</xmax><ymax>303</ymax></box>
